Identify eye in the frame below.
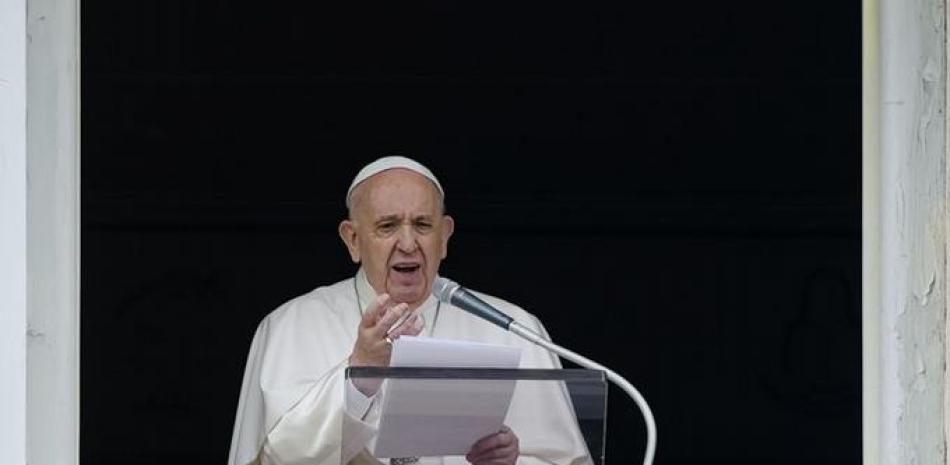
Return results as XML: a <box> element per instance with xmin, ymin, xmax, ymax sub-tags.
<box><xmin>377</xmin><ymin>222</ymin><xmax>397</xmax><ymax>234</ymax></box>
<box><xmin>414</xmin><ymin>220</ymin><xmax>433</xmax><ymax>232</ymax></box>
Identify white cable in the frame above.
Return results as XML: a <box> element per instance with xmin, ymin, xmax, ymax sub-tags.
<box><xmin>509</xmin><ymin>322</ymin><xmax>656</xmax><ymax>465</ymax></box>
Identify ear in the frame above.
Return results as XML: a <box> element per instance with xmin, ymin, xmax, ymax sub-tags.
<box><xmin>338</xmin><ymin>219</ymin><xmax>361</xmax><ymax>263</ymax></box>
<box><xmin>439</xmin><ymin>215</ymin><xmax>455</xmax><ymax>259</ymax></box>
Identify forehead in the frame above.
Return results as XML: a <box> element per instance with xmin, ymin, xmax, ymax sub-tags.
<box><xmin>353</xmin><ymin>169</ymin><xmax>441</xmax><ymax>217</ymax></box>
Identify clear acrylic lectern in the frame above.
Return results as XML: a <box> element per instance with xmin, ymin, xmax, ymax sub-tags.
<box><xmin>343</xmin><ymin>367</ymin><xmax>607</xmax><ymax>465</ymax></box>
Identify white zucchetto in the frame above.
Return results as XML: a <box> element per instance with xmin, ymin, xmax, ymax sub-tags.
<box><xmin>346</xmin><ymin>156</ymin><xmax>445</xmax><ymax>209</ymax></box>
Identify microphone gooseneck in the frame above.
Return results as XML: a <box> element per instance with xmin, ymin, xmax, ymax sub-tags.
<box><xmin>431</xmin><ymin>276</ymin><xmax>657</xmax><ymax>465</ymax></box>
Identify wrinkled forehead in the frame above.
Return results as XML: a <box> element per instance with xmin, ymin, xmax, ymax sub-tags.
<box><xmin>349</xmin><ymin>169</ymin><xmax>444</xmax><ymax>218</ymax></box>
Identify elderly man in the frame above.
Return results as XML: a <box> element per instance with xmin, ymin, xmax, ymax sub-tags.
<box><xmin>228</xmin><ymin>157</ymin><xmax>588</xmax><ymax>465</ymax></box>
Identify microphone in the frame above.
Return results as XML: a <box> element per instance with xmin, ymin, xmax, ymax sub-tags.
<box><xmin>431</xmin><ymin>275</ymin><xmax>657</xmax><ymax>465</ymax></box>
<box><xmin>432</xmin><ymin>277</ymin><xmax>513</xmax><ymax>330</ymax></box>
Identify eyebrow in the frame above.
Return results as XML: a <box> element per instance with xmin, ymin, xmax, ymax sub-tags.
<box><xmin>374</xmin><ymin>214</ymin><xmax>402</xmax><ymax>224</ymax></box>
<box><xmin>373</xmin><ymin>213</ymin><xmax>434</xmax><ymax>224</ymax></box>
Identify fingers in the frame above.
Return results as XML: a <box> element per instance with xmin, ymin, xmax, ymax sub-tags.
<box><xmin>467</xmin><ymin>442</ymin><xmax>518</xmax><ymax>464</ymax></box>
<box><xmin>403</xmin><ymin>312</ymin><xmax>425</xmax><ymax>336</ymax></box>
<box><xmin>468</xmin><ymin>432</ymin><xmax>513</xmax><ymax>457</ymax></box>
<box><xmin>466</xmin><ymin>427</ymin><xmax>519</xmax><ymax>465</ymax></box>
<box><xmin>374</xmin><ymin>302</ymin><xmax>409</xmax><ymax>337</ymax></box>
<box><xmin>350</xmin><ymin>294</ymin><xmax>422</xmax><ymax>367</ymax></box>
<box><xmin>361</xmin><ymin>293</ymin><xmax>411</xmax><ymax>336</ymax></box>
<box><xmin>351</xmin><ymin>294</ymin><xmax>402</xmax><ymax>367</ymax></box>
<box><xmin>361</xmin><ymin>293</ymin><xmax>392</xmax><ymax>327</ymax></box>
<box><xmin>387</xmin><ymin>312</ymin><xmax>425</xmax><ymax>339</ymax></box>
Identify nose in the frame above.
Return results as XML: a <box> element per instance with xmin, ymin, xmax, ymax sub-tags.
<box><xmin>396</xmin><ymin>225</ymin><xmax>419</xmax><ymax>253</ymax></box>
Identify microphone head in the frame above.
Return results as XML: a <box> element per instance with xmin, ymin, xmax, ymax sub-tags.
<box><xmin>432</xmin><ymin>276</ymin><xmax>460</xmax><ymax>303</ymax></box>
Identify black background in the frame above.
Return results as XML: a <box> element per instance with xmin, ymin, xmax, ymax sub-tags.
<box><xmin>81</xmin><ymin>1</ymin><xmax>861</xmax><ymax>464</ymax></box>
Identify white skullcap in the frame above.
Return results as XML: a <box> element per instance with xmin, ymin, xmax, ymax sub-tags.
<box><xmin>346</xmin><ymin>156</ymin><xmax>445</xmax><ymax>209</ymax></box>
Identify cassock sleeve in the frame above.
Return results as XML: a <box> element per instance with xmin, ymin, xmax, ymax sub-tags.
<box><xmin>229</xmin><ymin>318</ymin><xmax>270</xmax><ymax>465</ymax></box>
<box><xmin>260</xmin><ymin>360</ymin><xmax>379</xmax><ymax>465</ymax></box>
<box><xmin>229</xmin><ymin>316</ymin><xmax>379</xmax><ymax>465</ymax></box>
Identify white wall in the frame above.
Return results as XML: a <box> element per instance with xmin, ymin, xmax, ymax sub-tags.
<box><xmin>0</xmin><ymin>0</ymin><xmax>80</xmax><ymax>463</ymax></box>
<box><xmin>26</xmin><ymin>0</ymin><xmax>81</xmax><ymax>462</ymax></box>
<box><xmin>865</xmin><ymin>0</ymin><xmax>948</xmax><ymax>464</ymax></box>
<box><xmin>862</xmin><ymin>0</ymin><xmax>882</xmax><ymax>461</ymax></box>
<box><xmin>0</xmin><ymin>0</ymin><xmax>28</xmax><ymax>462</ymax></box>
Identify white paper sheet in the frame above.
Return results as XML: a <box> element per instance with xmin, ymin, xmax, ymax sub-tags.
<box><xmin>369</xmin><ymin>336</ymin><xmax>522</xmax><ymax>458</ymax></box>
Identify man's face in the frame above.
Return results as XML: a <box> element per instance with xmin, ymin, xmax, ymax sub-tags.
<box><xmin>339</xmin><ymin>169</ymin><xmax>454</xmax><ymax>308</ymax></box>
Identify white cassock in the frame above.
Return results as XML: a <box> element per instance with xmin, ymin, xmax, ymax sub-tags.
<box><xmin>228</xmin><ymin>268</ymin><xmax>592</xmax><ymax>465</ymax></box>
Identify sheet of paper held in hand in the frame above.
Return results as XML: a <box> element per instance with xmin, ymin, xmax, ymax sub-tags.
<box><xmin>369</xmin><ymin>336</ymin><xmax>522</xmax><ymax>458</ymax></box>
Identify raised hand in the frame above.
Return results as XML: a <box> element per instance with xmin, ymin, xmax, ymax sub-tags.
<box><xmin>349</xmin><ymin>294</ymin><xmax>424</xmax><ymax>368</ymax></box>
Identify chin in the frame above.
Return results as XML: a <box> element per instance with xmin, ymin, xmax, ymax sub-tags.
<box><xmin>389</xmin><ymin>286</ymin><xmax>427</xmax><ymax>305</ymax></box>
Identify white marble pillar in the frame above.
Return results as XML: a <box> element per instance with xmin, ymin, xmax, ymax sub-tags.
<box><xmin>25</xmin><ymin>0</ymin><xmax>81</xmax><ymax>462</ymax></box>
<box><xmin>864</xmin><ymin>0</ymin><xmax>948</xmax><ymax>464</ymax></box>
<box><xmin>0</xmin><ymin>0</ymin><xmax>80</xmax><ymax>463</ymax></box>
<box><xmin>0</xmin><ymin>0</ymin><xmax>29</xmax><ymax>462</ymax></box>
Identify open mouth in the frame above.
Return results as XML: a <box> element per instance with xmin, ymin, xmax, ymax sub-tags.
<box><xmin>392</xmin><ymin>263</ymin><xmax>422</xmax><ymax>274</ymax></box>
